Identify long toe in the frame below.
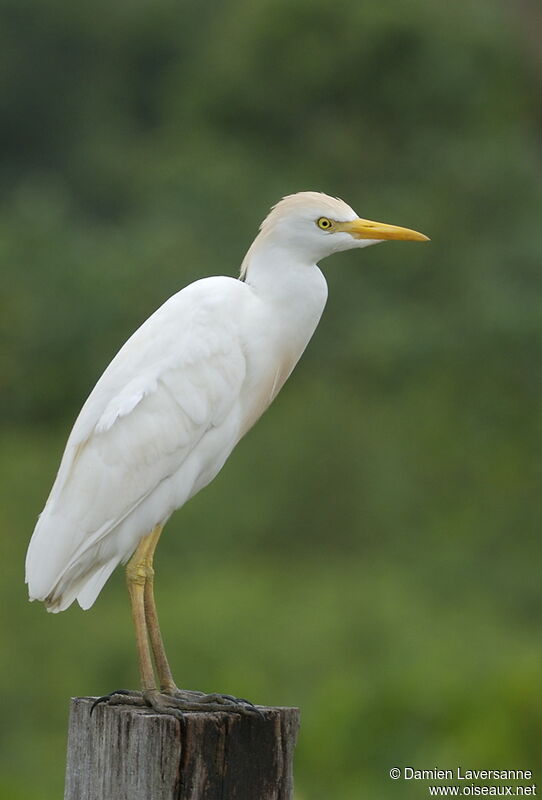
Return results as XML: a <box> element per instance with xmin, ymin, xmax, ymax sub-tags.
<box><xmin>90</xmin><ymin>689</ymin><xmax>145</xmax><ymax>714</ymax></box>
<box><xmin>189</xmin><ymin>692</ymin><xmax>259</xmax><ymax>711</ymax></box>
<box><xmin>150</xmin><ymin>689</ymin><xmax>262</xmax><ymax>717</ymax></box>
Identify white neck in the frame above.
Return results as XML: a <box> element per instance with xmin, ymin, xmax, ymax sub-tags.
<box><xmin>241</xmin><ymin>234</ymin><xmax>328</xmax><ymax>320</ymax></box>
<box><xmin>234</xmin><ymin>230</ymin><xmax>329</xmax><ymax>436</ymax></box>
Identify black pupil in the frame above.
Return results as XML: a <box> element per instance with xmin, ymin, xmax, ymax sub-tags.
<box><xmin>321</xmin><ymin>219</ymin><xmax>329</xmax><ymax>227</ymax></box>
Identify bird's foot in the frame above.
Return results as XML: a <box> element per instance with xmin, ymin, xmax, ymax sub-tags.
<box><xmin>91</xmin><ymin>687</ymin><xmax>262</xmax><ymax>718</ymax></box>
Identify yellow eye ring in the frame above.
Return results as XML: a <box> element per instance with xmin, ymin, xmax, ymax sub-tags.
<box><xmin>317</xmin><ymin>217</ymin><xmax>333</xmax><ymax>230</ymax></box>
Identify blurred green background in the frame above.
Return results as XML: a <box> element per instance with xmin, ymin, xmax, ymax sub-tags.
<box><xmin>1</xmin><ymin>0</ymin><xmax>542</xmax><ymax>797</ymax></box>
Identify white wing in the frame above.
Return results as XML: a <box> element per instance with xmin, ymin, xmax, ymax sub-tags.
<box><xmin>26</xmin><ymin>277</ymin><xmax>249</xmax><ymax>611</ymax></box>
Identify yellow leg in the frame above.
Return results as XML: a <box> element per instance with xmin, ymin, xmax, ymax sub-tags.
<box><xmin>141</xmin><ymin>525</ymin><xmax>177</xmax><ymax>692</ymax></box>
<box><xmin>97</xmin><ymin>524</ymin><xmax>257</xmax><ymax>717</ymax></box>
<box><xmin>126</xmin><ymin>529</ymin><xmax>161</xmax><ymax>692</ymax></box>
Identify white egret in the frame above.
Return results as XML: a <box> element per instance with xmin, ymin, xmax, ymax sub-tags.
<box><xmin>26</xmin><ymin>191</ymin><xmax>429</xmax><ymax>715</ymax></box>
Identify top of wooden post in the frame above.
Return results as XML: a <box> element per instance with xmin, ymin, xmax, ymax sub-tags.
<box><xmin>65</xmin><ymin>697</ymin><xmax>300</xmax><ymax>800</ymax></box>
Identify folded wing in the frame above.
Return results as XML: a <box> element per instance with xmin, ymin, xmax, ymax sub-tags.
<box><xmin>26</xmin><ymin>278</ymin><xmax>248</xmax><ymax>611</ymax></box>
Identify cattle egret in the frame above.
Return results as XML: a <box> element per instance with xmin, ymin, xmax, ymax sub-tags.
<box><xmin>26</xmin><ymin>192</ymin><xmax>429</xmax><ymax>715</ymax></box>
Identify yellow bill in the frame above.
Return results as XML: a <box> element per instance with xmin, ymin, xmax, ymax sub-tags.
<box><xmin>337</xmin><ymin>218</ymin><xmax>430</xmax><ymax>242</ymax></box>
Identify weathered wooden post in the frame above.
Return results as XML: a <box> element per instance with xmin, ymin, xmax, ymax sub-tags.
<box><xmin>64</xmin><ymin>697</ymin><xmax>300</xmax><ymax>800</ymax></box>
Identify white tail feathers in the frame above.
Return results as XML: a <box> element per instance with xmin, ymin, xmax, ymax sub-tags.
<box><xmin>35</xmin><ymin>559</ymin><xmax>119</xmax><ymax>613</ymax></box>
<box><xmin>25</xmin><ymin>509</ymin><xmax>122</xmax><ymax>612</ymax></box>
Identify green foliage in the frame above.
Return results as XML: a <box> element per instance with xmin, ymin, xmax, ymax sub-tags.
<box><xmin>2</xmin><ymin>0</ymin><xmax>542</xmax><ymax>797</ymax></box>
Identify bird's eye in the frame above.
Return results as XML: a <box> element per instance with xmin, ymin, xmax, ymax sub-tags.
<box><xmin>317</xmin><ymin>217</ymin><xmax>333</xmax><ymax>231</ymax></box>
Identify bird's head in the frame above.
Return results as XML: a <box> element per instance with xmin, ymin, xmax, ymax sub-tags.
<box><xmin>241</xmin><ymin>191</ymin><xmax>429</xmax><ymax>277</ymax></box>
